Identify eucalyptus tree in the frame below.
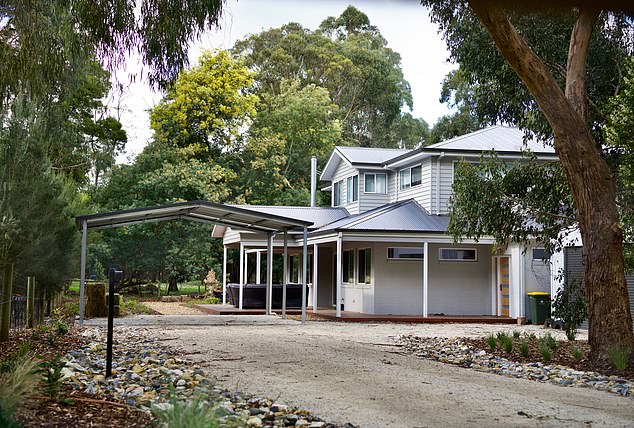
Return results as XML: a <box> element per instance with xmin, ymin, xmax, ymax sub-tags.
<box><xmin>423</xmin><ymin>0</ymin><xmax>634</xmax><ymax>363</ymax></box>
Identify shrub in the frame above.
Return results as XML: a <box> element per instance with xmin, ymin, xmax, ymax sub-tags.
<box><xmin>502</xmin><ymin>337</ymin><xmax>513</xmax><ymax>354</ymax></box>
<box><xmin>153</xmin><ymin>393</ymin><xmax>219</xmax><ymax>428</ymax></box>
<box><xmin>571</xmin><ymin>347</ymin><xmax>583</xmax><ymax>363</ymax></box>
<box><xmin>485</xmin><ymin>334</ymin><xmax>497</xmax><ymax>350</ymax></box>
<box><xmin>539</xmin><ymin>343</ymin><xmax>552</xmax><ymax>362</ymax></box>
<box><xmin>512</xmin><ymin>330</ymin><xmax>521</xmax><ymax>339</ymax></box>
<box><xmin>120</xmin><ymin>297</ymin><xmax>153</xmax><ymax>316</ymax></box>
<box><xmin>609</xmin><ymin>346</ymin><xmax>631</xmax><ymax>371</ymax></box>
<box><xmin>39</xmin><ymin>356</ymin><xmax>68</xmax><ymax>402</ymax></box>
<box><xmin>552</xmin><ymin>279</ymin><xmax>587</xmax><ymax>341</ymax></box>
<box><xmin>0</xmin><ymin>355</ymin><xmax>40</xmax><ymax>426</ymax></box>
<box><xmin>541</xmin><ymin>333</ymin><xmax>558</xmax><ymax>350</ymax></box>
<box><xmin>519</xmin><ymin>341</ymin><xmax>530</xmax><ymax>358</ymax></box>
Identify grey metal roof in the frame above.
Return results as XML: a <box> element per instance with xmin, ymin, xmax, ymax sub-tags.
<box><xmin>232</xmin><ymin>205</ymin><xmax>349</xmax><ymax>230</ymax></box>
<box><xmin>312</xmin><ymin>200</ymin><xmax>449</xmax><ymax>234</ymax></box>
<box><xmin>336</xmin><ymin>146</ymin><xmax>409</xmax><ymax>164</ymax></box>
<box><xmin>76</xmin><ymin>201</ymin><xmax>313</xmax><ymax>232</ymax></box>
<box><xmin>425</xmin><ymin>126</ymin><xmax>555</xmax><ymax>154</ymax></box>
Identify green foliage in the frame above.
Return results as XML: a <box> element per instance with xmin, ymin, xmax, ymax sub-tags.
<box><xmin>501</xmin><ymin>336</ymin><xmax>513</xmax><ymax>354</ymax></box>
<box><xmin>539</xmin><ymin>342</ymin><xmax>552</xmax><ymax>362</ymax></box>
<box><xmin>233</xmin><ymin>6</ymin><xmax>426</xmax><ymax>148</ymax></box>
<box><xmin>0</xmin><ymin>354</ymin><xmax>40</xmax><ymax>426</ymax></box>
<box><xmin>540</xmin><ymin>333</ymin><xmax>559</xmax><ymax>351</ymax></box>
<box><xmin>38</xmin><ymin>356</ymin><xmax>67</xmax><ymax>401</ymax></box>
<box><xmin>512</xmin><ymin>330</ymin><xmax>521</xmax><ymax>339</ymax></box>
<box><xmin>519</xmin><ymin>341</ymin><xmax>530</xmax><ymax>358</ymax></box>
<box><xmin>485</xmin><ymin>334</ymin><xmax>497</xmax><ymax>350</ymax></box>
<box><xmin>571</xmin><ymin>347</ymin><xmax>583</xmax><ymax>363</ymax></box>
<box><xmin>0</xmin><ymin>342</ymin><xmax>31</xmax><ymax>375</ymax></box>
<box><xmin>120</xmin><ymin>298</ymin><xmax>153</xmax><ymax>316</ymax></box>
<box><xmin>448</xmin><ymin>152</ymin><xmax>575</xmax><ymax>255</ymax></box>
<box><xmin>153</xmin><ymin>393</ymin><xmax>219</xmax><ymax>428</ymax></box>
<box><xmin>552</xmin><ymin>279</ymin><xmax>587</xmax><ymax>341</ymax></box>
<box><xmin>608</xmin><ymin>346</ymin><xmax>631</xmax><ymax>370</ymax></box>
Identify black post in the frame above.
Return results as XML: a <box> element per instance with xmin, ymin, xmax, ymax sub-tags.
<box><xmin>106</xmin><ymin>268</ymin><xmax>115</xmax><ymax>377</ymax></box>
<box><xmin>106</xmin><ymin>268</ymin><xmax>122</xmax><ymax>378</ymax></box>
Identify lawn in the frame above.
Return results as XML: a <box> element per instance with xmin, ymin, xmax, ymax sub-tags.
<box><xmin>67</xmin><ymin>279</ymin><xmax>206</xmax><ymax>296</ymax></box>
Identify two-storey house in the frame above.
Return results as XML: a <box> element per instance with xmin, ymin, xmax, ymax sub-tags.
<box><xmin>219</xmin><ymin>126</ymin><xmax>558</xmax><ymax>320</ymax></box>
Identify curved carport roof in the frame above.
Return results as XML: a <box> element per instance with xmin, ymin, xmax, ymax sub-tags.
<box><xmin>75</xmin><ymin>200</ymin><xmax>314</xmax><ymax>324</ymax></box>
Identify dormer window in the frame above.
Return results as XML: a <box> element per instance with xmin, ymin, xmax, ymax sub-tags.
<box><xmin>346</xmin><ymin>175</ymin><xmax>358</xmax><ymax>204</ymax></box>
<box><xmin>364</xmin><ymin>173</ymin><xmax>387</xmax><ymax>194</ymax></box>
<box><xmin>399</xmin><ymin>165</ymin><xmax>422</xmax><ymax>190</ymax></box>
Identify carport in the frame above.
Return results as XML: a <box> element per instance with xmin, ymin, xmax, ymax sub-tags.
<box><xmin>75</xmin><ymin>201</ymin><xmax>313</xmax><ymax>324</ymax></box>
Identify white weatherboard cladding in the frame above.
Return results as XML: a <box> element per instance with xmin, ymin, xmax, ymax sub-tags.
<box><xmin>437</xmin><ymin>157</ymin><xmax>455</xmax><ymax>215</ymax></box>
<box><xmin>388</xmin><ymin>171</ymin><xmax>397</xmax><ymax>203</ymax></box>
<box><xmin>331</xmin><ymin>160</ymin><xmax>359</xmax><ymax>214</ymax></box>
<box><xmin>359</xmin><ymin>169</ymin><xmax>390</xmax><ymax>213</ymax></box>
<box><xmin>394</xmin><ymin>160</ymin><xmax>430</xmax><ymax>209</ymax></box>
<box><xmin>373</xmin><ymin>242</ymin><xmax>423</xmax><ymax>315</ymax></box>
<box><xmin>427</xmin><ymin>243</ymin><xmax>492</xmax><ymax>315</ymax></box>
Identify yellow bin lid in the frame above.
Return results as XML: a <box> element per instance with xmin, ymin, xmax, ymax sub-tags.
<box><xmin>527</xmin><ymin>291</ymin><xmax>550</xmax><ymax>295</ymax></box>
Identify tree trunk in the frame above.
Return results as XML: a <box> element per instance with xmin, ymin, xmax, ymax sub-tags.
<box><xmin>168</xmin><ymin>277</ymin><xmax>178</xmax><ymax>294</ymax></box>
<box><xmin>469</xmin><ymin>0</ymin><xmax>634</xmax><ymax>363</ymax></box>
<box><xmin>0</xmin><ymin>263</ymin><xmax>13</xmax><ymax>341</ymax></box>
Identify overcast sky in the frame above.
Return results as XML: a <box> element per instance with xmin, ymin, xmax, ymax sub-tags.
<box><xmin>112</xmin><ymin>0</ymin><xmax>455</xmax><ymax>162</ymax></box>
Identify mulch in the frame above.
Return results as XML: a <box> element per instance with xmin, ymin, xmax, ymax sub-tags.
<box><xmin>465</xmin><ymin>337</ymin><xmax>634</xmax><ymax>380</ymax></box>
<box><xmin>1</xmin><ymin>326</ymin><xmax>154</xmax><ymax>427</ymax></box>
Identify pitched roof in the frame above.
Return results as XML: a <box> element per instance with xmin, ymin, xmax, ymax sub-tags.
<box><xmin>312</xmin><ymin>199</ymin><xmax>449</xmax><ymax>234</ymax></box>
<box><xmin>321</xmin><ymin>146</ymin><xmax>408</xmax><ymax>181</ymax></box>
<box><xmin>424</xmin><ymin>126</ymin><xmax>555</xmax><ymax>154</ymax></box>
<box><xmin>231</xmin><ymin>205</ymin><xmax>349</xmax><ymax>230</ymax></box>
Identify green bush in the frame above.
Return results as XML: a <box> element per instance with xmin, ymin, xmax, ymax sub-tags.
<box><xmin>571</xmin><ymin>347</ymin><xmax>583</xmax><ymax>363</ymax></box>
<box><xmin>552</xmin><ymin>279</ymin><xmax>587</xmax><ymax>341</ymax></box>
<box><xmin>153</xmin><ymin>393</ymin><xmax>219</xmax><ymax>428</ymax></box>
<box><xmin>120</xmin><ymin>297</ymin><xmax>153</xmax><ymax>316</ymax></box>
<box><xmin>485</xmin><ymin>334</ymin><xmax>497</xmax><ymax>350</ymax></box>
<box><xmin>519</xmin><ymin>341</ymin><xmax>530</xmax><ymax>358</ymax></box>
<box><xmin>39</xmin><ymin>356</ymin><xmax>68</xmax><ymax>402</ymax></box>
<box><xmin>609</xmin><ymin>346</ymin><xmax>631</xmax><ymax>371</ymax></box>
<box><xmin>540</xmin><ymin>333</ymin><xmax>558</xmax><ymax>350</ymax></box>
<box><xmin>0</xmin><ymin>355</ymin><xmax>40</xmax><ymax>427</ymax></box>
<box><xmin>512</xmin><ymin>330</ymin><xmax>521</xmax><ymax>339</ymax></box>
<box><xmin>539</xmin><ymin>342</ymin><xmax>552</xmax><ymax>362</ymax></box>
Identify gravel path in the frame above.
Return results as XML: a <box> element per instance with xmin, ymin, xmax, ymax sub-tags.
<box><xmin>143</xmin><ymin>301</ymin><xmax>206</xmax><ymax>315</ymax></box>
<box><xmin>127</xmin><ymin>317</ymin><xmax>632</xmax><ymax>428</ymax></box>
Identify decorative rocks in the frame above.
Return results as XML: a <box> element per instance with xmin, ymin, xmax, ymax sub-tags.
<box><xmin>393</xmin><ymin>335</ymin><xmax>634</xmax><ymax>398</ymax></box>
<box><xmin>60</xmin><ymin>326</ymin><xmax>353</xmax><ymax>427</ymax></box>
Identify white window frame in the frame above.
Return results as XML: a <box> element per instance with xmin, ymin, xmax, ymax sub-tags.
<box><xmin>364</xmin><ymin>173</ymin><xmax>387</xmax><ymax>194</ymax></box>
<box><xmin>387</xmin><ymin>247</ymin><xmax>424</xmax><ymax>261</ymax></box>
<box><xmin>399</xmin><ymin>165</ymin><xmax>422</xmax><ymax>190</ymax></box>
<box><xmin>346</xmin><ymin>175</ymin><xmax>358</xmax><ymax>204</ymax></box>
<box><xmin>333</xmin><ymin>180</ymin><xmax>343</xmax><ymax>206</ymax></box>
<box><xmin>438</xmin><ymin>247</ymin><xmax>477</xmax><ymax>262</ymax></box>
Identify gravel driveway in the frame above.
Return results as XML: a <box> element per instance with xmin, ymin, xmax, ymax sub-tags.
<box><xmin>109</xmin><ymin>316</ymin><xmax>631</xmax><ymax>428</ymax></box>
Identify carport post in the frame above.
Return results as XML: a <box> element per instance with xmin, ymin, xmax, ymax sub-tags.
<box><xmin>336</xmin><ymin>232</ymin><xmax>342</xmax><ymax>318</ymax></box>
<box><xmin>222</xmin><ymin>246</ymin><xmax>227</xmax><ymax>305</ymax></box>
<box><xmin>301</xmin><ymin>226</ymin><xmax>308</xmax><ymax>324</ymax></box>
<box><xmin>239</xmin><ymin>242</ymin><xmax>244</xmax><ymax>310</ymax></box>
<box><xmin>282</xmin><ymin>230</ymin><xmax>288</xmax><ymax>319</ymax></box>
<box><xmin>266</xmin><ymin>232</ymin><xmax>273</xmax><ymax>315</ymax></box>
<box><xmin>256</xmin><ymin>251</ymin><xmax>261</xmax><ymax>284</ymax></box>
<box><xmin>79</xmin><ymin>219</ymin><xmax>87</xmax><ymax>325</ymax></box>
<box><xmin>312</xmin><ymin>244</ymin><xmax>318</xmax><ymax>313</ymax></box>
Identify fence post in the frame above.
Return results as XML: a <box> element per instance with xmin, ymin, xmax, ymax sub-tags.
<box><xmin>27</xmin><ymin>276</ymin><xmax>35</xmax><ymax>328</ymax></box>
<box><xmin>0</xmin><ymin>263</ymin><xmax>13</xmax><ymax>341</ymax></box>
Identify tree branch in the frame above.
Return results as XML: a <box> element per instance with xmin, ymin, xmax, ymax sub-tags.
<box><xmin>565</xmin><ymin>7</ymin><xmax>598</xmax><ymax>122</ymax></box>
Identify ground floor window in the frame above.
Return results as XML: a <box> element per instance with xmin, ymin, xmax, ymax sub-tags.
<box><xmin>439</xmin><ymin>248</ymin><xmax>477</xmax><ymax>261</ymax></box>
<box><xmin>289</xmin><ymin>255</ymin><xmax>300</xmax><ymax>283</ymax></box>
<box><xmin>358</xmin><ymin>248</ymin><xmax>372</xmax><ymax>284</ymax></box>
<box><xmin>387</xmin><ymin>247</ymin><xmax>423</xmax><ymax>260</ymax></box>
<box><xmin>343</xmin><ymin>250</ymin><xmax>355</xmax><ymax>283</ymax></box>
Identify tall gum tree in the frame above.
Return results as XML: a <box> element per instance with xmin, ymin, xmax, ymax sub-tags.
<box><xmin>425</xmin><ymin>0</ymin><xmax>633</xmax><ymax>363</ymax></box>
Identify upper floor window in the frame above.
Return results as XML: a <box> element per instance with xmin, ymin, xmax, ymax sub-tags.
<box><xmin>399</xmin><ymin>165</ymin><xmax>422</xmax><ymax>190</ymax></box>
<box><xmin>364</xmin><ymin>173</ymin><xmax>387</xmax><ymax>194</ymax></box>
<box><xmin>346</xmin><ymin>175</ymin><xmax>358</xmax><ymax>204</ymax></box>
<box><xmin>333</xmin><ymin>180</ymin><xmax>343</xmax><ymax>206</ymax></box>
